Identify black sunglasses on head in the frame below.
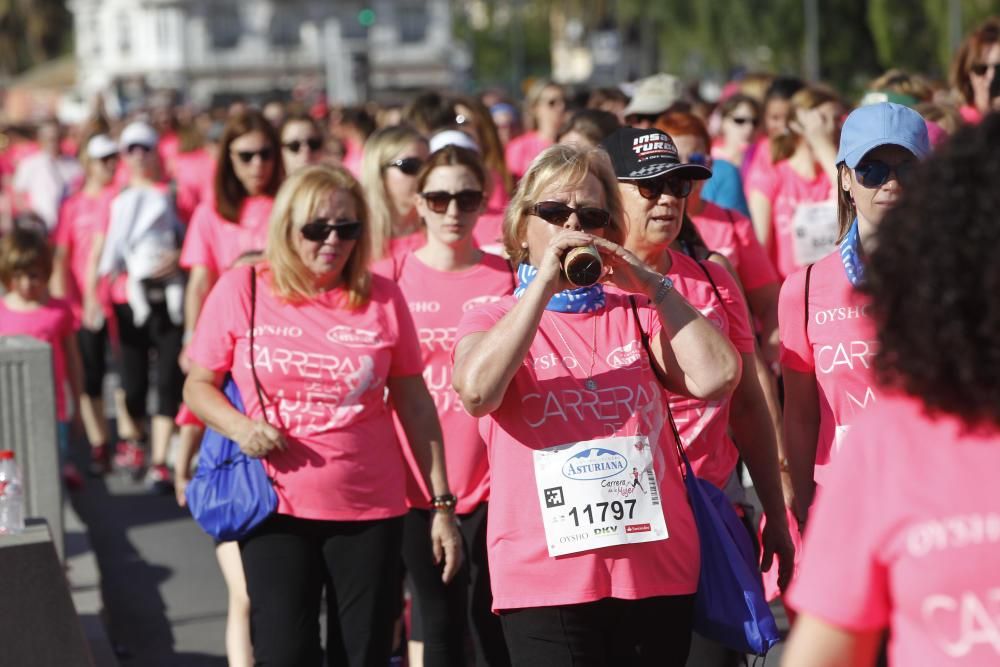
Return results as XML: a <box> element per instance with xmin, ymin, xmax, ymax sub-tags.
<box><xmin>529</xmin><ymin>201</ymin><xmax>610</xmax><ymax>230</ymax></box>
<box><xmin>970</xmin><ymin>62</ymin><xmax>1000</xmax><ymax>76</ymax></box>
<box><xmin>421</xmin><ymin>190</ymin><xmax>484</xmax><ymax>214</ymax></box>
<box><xmin>624</xmin><ymin>174</ymin><xmax>693</xmax><ymax>200</ymax></box>
<box><xmin>300</xmin><ymin>218</ymin><xmax>363</xmax><ymax>242</ymax></box>
<box><xmin>233</xmin><ymin>148</ymin><xmax>275</xmax><ymax>164</ymax></box>
<box><xmin>283</xmin><ymin>138</ymin><xmax>324</xmax><ymax>154</ymax></box>
<box><xmin>854</xmin><ymin>160</ymin><xmax>915</xmax><ymax>189</ymax></box>
<box><xmin>384</xmin><ymin>157</ymin><xmax>424</xmax><ymax>176</ymax></box>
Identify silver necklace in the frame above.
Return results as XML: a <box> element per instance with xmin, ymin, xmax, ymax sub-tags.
<box><xmin>547</xmin><ymin>312</ymin><xmax>600</xmax><ymax>390</ymax></box>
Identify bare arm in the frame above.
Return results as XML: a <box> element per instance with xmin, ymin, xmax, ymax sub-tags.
<box><xmin>63</xmin><ymin>335</ymin><xmax>84</xmax><ymax>422</ymax></box>
<box><xmin>746</xmin><ymin>282</ymin><xmax>781</xmax><ymax>367</ymax></box>
<box><xmin>782</xmin><ymin>614</ymin><xmax>882</xmax><ymax>667</ymax></box>
<box><xmin>81</xmin><ymin>232</ymin><xmax>106</xmax><ymax>330</ymax></box>
<box><xmin>782</xmin><ymin>368</ymin><xmax>821</xmax><ymax>524</ymax></box>
<box><xmin>50</xmin><ymin>245</ymin><xmax>70</xmax><ymax>299</ymax></box>
<box><xmin>388</xmin><ymin>374</ymin><xmax>463</xmax><ymax>583</ymax></box>
<box><xmin>181</xmin><ymin>265</ymin><xmax>216</xmax><ymax>371</ymax></box>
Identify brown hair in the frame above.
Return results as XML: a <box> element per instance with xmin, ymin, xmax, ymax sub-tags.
<box><xmin>771</xmin><ymin>86</ymin><xmax>841</xmax><ymax>163</ymax></box>
<box><xmin>867</xmin><ymin>69</ymin><xmax>934</xmax><ymax>103</ymax></box>
<box><xmin>0</xmin><ymin>227</ymin><xmax>53</xmax><ymax>287</ymax></box>
<box><xmin>264</xmin><ymin>165</ymin><xmax>371</xmax><ymax>308</ymax></box>
<box><xmin>655</xmin><ymin>111</ymin><xmax>711</xmax><ymax>153</ymax></box>
<box><xmin>950</xmin><ymin>17</ymin><xmax>1000</xmax><ymax>106</ymax></box>
<box><xmin>717</xmin><ymin>94</ymin><xmax>761</xmax><ymax>123</ymax></box>
<box><xmin>454</xmin><ymin>95</ymin><xmax>513</xmax><ymax>195</ymax></box>
<box><xmin>557</xmin><ymin>109</ymin><xmax>621</xmax><ymax>146</ymax></box>
<box><xmin>360</xmin><ymin>124</ymin><xmax>427</xmax><ymax>260</ymax></box>
<box><xmin>503</xmin><ymin>144</ymin><xmax>624</xmax><ymax>267</ymax></box>
<box><xmin>415</xmin><ymin>145</ymin><xmax>488</xmax><ymax>193</ymax></box>
<box><xmin>214</xmin><ymin>109</ymin><xmax>284</xmax><ymax>223</ymax></box>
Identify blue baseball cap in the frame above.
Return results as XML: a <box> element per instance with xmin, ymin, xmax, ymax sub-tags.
<box><xmin>836</xmin><ymin>102</ymin><xmax>930</xmax><ymax>168</ymax></box>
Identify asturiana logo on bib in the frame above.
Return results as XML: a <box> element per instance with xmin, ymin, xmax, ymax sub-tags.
<box><xmin>605</xmin><ymin>340</ymin><xmax>643</xmax><ymax>369</ymax></box>
<box><xmin>463</xmin><ymin>295</ymin><xmax>503</xmax><ymax>312</ymax></box>
<box><xmin>326</xmin><ymin>326</ymin><xmax>381</xmax><ymax>347</ymax></box>
<box><xmin>562</xmin><ymin>448</ymin><xmax>628</xmax><ymax>481</ymax></box>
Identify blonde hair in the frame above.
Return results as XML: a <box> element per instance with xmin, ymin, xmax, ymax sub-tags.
<box><xmin>360</xmin><ymin>124</ymin><xmax>426</xmax><ymax>260</ymax></box>
<box><xmin>265</xmin><ymin>165</ymin><xmax>371</xmax><ymax>308</ymax></box>
<box><xmin>523</xmin><ymin>80</ymin><xmax>564</xmax><ymax>132</ymax></box>
<box><xmin>503</xmin><ymin>144</ymin><xmax>625</xmax><ymax>267</ymax></box>
<box><xmin>771</xmin><ymin>85</ymin><xmax>841</xmax><ymax>163</ymax></box>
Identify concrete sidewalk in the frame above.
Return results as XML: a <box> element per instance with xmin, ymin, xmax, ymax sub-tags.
<box><xmin>65</xmin><ymin>499</ymin><xmax>119</xmax><ymax>667</ymax></box>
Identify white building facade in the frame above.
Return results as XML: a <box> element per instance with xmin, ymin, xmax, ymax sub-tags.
<box><xmin>70</xmin><ymin>0</ymin><xmax>465</xmax><ymax>107</ymax></box>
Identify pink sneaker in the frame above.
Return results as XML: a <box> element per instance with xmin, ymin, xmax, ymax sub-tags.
<box><xmin>114</xmin><ymin>441</ymin><xmax>146</xmax><ymax>478</ymax></box>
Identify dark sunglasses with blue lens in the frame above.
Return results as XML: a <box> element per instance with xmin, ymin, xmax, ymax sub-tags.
<box><xmin>854</xmin><ymin>159</ymin><xmax>916</xmax><ymax>188</ymax></box>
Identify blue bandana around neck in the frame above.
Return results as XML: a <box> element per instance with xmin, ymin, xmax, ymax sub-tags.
<box><xmin>840</xmin><ymin>218</ymin><xmax>866</xmax><ymax>287</ymax></box>
<box><xmin>513</xmin><ymin>263</ymin><xmax>606</xmax><ymax>313</ymax></box>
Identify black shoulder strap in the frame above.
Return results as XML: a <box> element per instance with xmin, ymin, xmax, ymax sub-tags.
<box><xmin>248</xmin><ymin>266</ymin><xmax>269</xmax><ymax>424</ymax></box>
<box><xmin>695</xmin><ymin>259</ymin><xmax>724</xmax><ymax>305</ymax></box>
<box><xmin>804</xmin><ymin>263</ymin><xmax>814</xmax><ymax>343</ymax></box>
<box><xmin>628</xmin><ymin>294</ymin><xmax>687</xmax><ymax>468</ymax></box>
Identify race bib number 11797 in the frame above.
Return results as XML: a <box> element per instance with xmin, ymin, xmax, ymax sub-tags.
<box><xmin>533</xmin><ymin>435</ymin><xmax>669</xmax><ymax>557</ymax></box>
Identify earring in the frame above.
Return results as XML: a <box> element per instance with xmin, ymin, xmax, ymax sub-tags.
<box><xmin>520</xmin><ymin>241</ymin><xmax>529</xmax><ymax>249</ymax></box>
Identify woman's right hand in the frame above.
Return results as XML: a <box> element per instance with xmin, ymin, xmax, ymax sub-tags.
<box><xmin>535</xmin><ymin>229</ymin><xmax>600</xmax><ymax>294</ymax></box>
<box><xmin>82</xmin><ymin>296</ymin><xmax>105</xmax><ymax>331</ymax></box>
<box><xmin>234</xmin><ymin>417</ymin><xmax>285</xmax><ymax>458</ymax></box>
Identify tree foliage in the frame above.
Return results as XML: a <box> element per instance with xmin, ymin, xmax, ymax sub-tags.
<box><xmin>0</xmin><ymin>0</ymin><xmax>73</xmax><ymax>77</ymax></box>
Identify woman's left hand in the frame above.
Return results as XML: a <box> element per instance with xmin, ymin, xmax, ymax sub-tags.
<box><xmin>761</xmin><ymin>512</ymin><xmax>797</xmax><ymax>593</ymax></box>
<box><xmin>590</xmin><ymin>235</ymin><xmax>660</xmax><ymax>296</ymax></box>
<box><xmin>430</xmin><ymin>511</ymin><xmax>464</xmax><ymax>584</ymax></box>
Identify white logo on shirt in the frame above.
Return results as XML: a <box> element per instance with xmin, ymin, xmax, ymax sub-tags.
<box><xmin>463</xmin><ymin>295</ymin><xmax>504</xmax><ymax>312</ymax></box>
<box><xmin>325</xmin><ymin>326</ymin><xmax>381</xmax><ymax>347</ymax></box>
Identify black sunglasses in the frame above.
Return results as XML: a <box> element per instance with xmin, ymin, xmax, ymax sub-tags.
<box><xmin>99</xmin><ymin>153</ymin><xmax>120</xmax><ymax>164</ymax></box>
<box><xmin>854</xmin><ymin>160</ymin><xmax>915</xmax><ymax>188</ymax></box>
<box><xmin>300</xmin><ymin>218</ymin><xmax>363</xmax><ymax>242</ymax></box>
<box><xmin>970</xmin><ymin>62</ymin><xmax>1000</xmax><ymax>76</ymax></box>
<box><xmin>384</xmin><ymin>157</ymin><xmax>424</xmax><ymax>176</ymax></box>
<box><xmin>127</xmin><ymin>143</ymin><xmax>151</xmax><ymax>155</ymax></box>
<box><xmin>624</xmin><ymin>174</ymin><xmax>692</xmax><ymax>200</ymax></box>
<box><xmin>283</xmin><ymin>138</ymin><xmax>324</xmax><ymax>154</ymax></box>
<box><xmin>729</xmin><ymin>115</ymin><xmax>757</xmax><ymax>126</ymax></box>
<box><xmin>421</xmin><ymin>190</ymin><xmax>484</xmax><ymax>214</ymax></box>
<box><xmin>233</xmin><ymin>148</ymin><xmax>275</xmax><ymax>164</ymax></box>
<box><xmin>529</xmin><ymin>201</ymin><xmax>610</xmax><ymax>230</ymax></box>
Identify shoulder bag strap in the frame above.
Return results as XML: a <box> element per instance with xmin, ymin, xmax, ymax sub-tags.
<box><xmin>628</xmin><ymin>294</ymin><xmax>689</xmax><ymax>470</ymax></box>
<box><xmin>803</xmin><ymin>263</ymin><xmax>814</xmax><ymax>344</ymax></box>
<box><xmin>695</xmin><ymin>259</ymin><xmax>725</xmax><ymax>305</ymax></box>
<box><xmin>248</xmin><ymin>266</ymin><xmax>270</xmax><ymax>425</ymax></box>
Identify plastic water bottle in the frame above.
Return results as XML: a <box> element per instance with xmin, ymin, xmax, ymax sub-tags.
<box><xmin>0</xmin><ymin>450</ymin><xmax>25</xmax><ymax>535</ymax></box>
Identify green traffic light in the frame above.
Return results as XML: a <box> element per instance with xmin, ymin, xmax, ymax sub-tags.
<box><xmin>358</xmin><ymin>8</ymin><xmax>376</xmax><ymax>27</ymax></box>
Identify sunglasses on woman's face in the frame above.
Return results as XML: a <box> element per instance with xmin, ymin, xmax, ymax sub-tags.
<box><xmin>624</xmin><ymin>174</ymin><xmax>693</xmax><ymax>200</ymax></box>
<box><xmin>283</xmin><ymin>138</ymin><xmax>323</xmax><ymax>154</ymax></box>
<box><xmin>728</xmin><ymin>115</ymin><xmax>757</xmax><ymax>126</ymax></box>
<box><xmin>421</xmin><ymin>190</ymin><xmax>484</xmax><ymax>214</ymax></box>
<box><xmin>127</xmin><ymin>144</ymin><xmax>151</xmax><ymax>155</ymax></box>
<box><xmin>970</xmin><ymin>62</ymin><xmax>1000</xmax><ymax>77</ymax></box>
<box><xmin>854</xmin><ymin>160</ymin><xmax>915</xmax><ymax>188</ymax></box>
<box><xmin>384</xmin><ymin>157</ymin><xmax>424</xmax><ymax>176</ymax></box>
<box><xmin>233</xmin><ymin>148</ymin><xmax>275</xmax><ymax>164</ymax></box>
<box><xmin>529</xmin><ymin>201</ymin><xmax>610</xmax><ymax>230</ymax></box>
<box><xmin>300</xmin><ymin>218</ymin><xmax>363</xmax><ymax>242</ymax></box>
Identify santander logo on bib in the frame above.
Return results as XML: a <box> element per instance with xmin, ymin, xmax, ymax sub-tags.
<box><xmin>562</xmin><ymin>448</ymin><xmax>628</xmax><ymax>481</ymax></box>
<box><xmin>325</xmin><ymin>326</ymin><xmax>381</xmax><ymax>347</ymax></box>
<box><xmin>463</xmin><ymin>295</ymin><xmax>503</xmax><ymax>312</ymax></box>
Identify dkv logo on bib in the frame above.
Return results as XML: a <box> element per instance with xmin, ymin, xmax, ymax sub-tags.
<box><xmin>562</xmin><ymin>448</ymin><xmax>628</xmax><ymax>481</ymax></box>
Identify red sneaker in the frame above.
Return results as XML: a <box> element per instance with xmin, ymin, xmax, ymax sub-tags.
<box><xmin>88</xmin><ymin>444</ymin><xmax>111</xmax><ymax>477</ymax></box>
<box><xmin>62</xmin><ymin>463</ymin><xmax>84</xmax><ymax>491</ymax></box>
<box><xmin>144</xmin><ymin>464</ymin><xmax>173</xmax><ymax>495</ymax></box>
<box><xmin>114</xmin><ymin>441</ymin><xmax>146</xmax><ymax>478</ymax></box>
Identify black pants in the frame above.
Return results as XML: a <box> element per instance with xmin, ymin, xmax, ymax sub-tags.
<box><xmin>240</xmin><ymin>513</ymin><xmax>404</xmax><ymax>667</ymax></box>
<box><xmin>500</xmin><ymin>595</ymin><xmax>696</xmax><ymax>667</ymax></box>
<box><xmin>77</xmin><ymin>324</ymin><xmax>108</xmax><ymax>398</ymax></box>
<box><xmin>403</xmin><ymin>503</ymin><xmax>510</xmax><ymax>667</ymax></box>
<box><xmin>113</xmin><ymin>301</ymin><xmax>183</xmax><ymax>420</ymax></box>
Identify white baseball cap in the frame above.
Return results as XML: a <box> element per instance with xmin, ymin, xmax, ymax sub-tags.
<box><xmin>87</xmin><ymin>134</ymin><xmax>119</xmax><ymax>160</ymax></box>
<box><xmin>429</xmin><ymin>129</ymin><xmax>480</xmax><ymax>154</ymax></box>
<box><xmin>119</xmin><ymin>121</ymin><xmax>159</xmax><ymax>150</ymax></box>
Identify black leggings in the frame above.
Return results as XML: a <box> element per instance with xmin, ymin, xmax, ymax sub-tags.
<box><xmin>113</xmin><ymin>302</ymin><xmax>183</xmax><ymax>420</ymax></box>
<box><xmin>403</xmin><ymin>503</ymin><xmax>509</xmax><ymax>667</ymax></box>
<box><xmin>77</xmin><ymin>324</ymin><xmax>108</xmax><ymax>398</ymax></box>
<box><xmin>500</xmin><ymin>594</ymin><xmax>696</xmax><ymax>667</ymax></box>
<box><xmin>240</xmin><ymin>513</ymin><xmax>404</xmax><ymax>667</ymax></box>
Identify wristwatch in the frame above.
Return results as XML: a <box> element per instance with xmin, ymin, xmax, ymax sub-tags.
<box><xmin>651</xmin><ymin>276</ymin><xmax>674</xmax><ymax>305</ymax></box>
<box><xmin>431</xmin><ymin>493</ymin><xmax>457</xmax><ymax>513</ymax></box>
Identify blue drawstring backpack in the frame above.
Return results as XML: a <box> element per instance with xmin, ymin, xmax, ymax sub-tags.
<box><xmin>629</xmin><ymin>295</ymin><xmax>781</xmax><ymax>656</ymax></box>
<box><xmin>185</xmin><ymin>266</ymin><xmax>278</xmax><ymax>542</ymax></box>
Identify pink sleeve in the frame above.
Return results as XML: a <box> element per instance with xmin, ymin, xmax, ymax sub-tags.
<box><xmin>729</xmin><ymin>212</ymin><xmax>778</xmax><ymax>291</ymax></box>
<box><xmin>179</xmin><ymin>203</ymin><xmax>218</xmax><ymax>272</ymax></box>
<box><xmin>778</xmin><ymin>268</ymin><xmax>813</xmax><ymax>372</ymax></box>
<box><xmin>386</xmin><ymin>281</ymin><xmax>424</xmax><ymax>377</ymax></box>
<box><xmin>186</xmin><ymin>266</ymin><xmax>250</xmax><ymax>372</ymax></box>
<box><xmin>745</xmin><ymin>155</ymin><xmax>779</xmax><ymax>201</ymax></box>
<box><xmin>786</xmin><ymin>420</ymin><xmax>890</xmax><ymax>629</ymax></box>
<box><xmin>706</xmin><ymin>263</ymin><xmax>755</xmax><ymax>354</ymax></box>
<box><xmin>53</xmin><ymin>200</ymin><xmax>72</xmax><ymax>248</ymax></box>
<box><xmin>58</xmin><ymin>300</ymin><xmax>78</xmax><ymax>335</ymax></box>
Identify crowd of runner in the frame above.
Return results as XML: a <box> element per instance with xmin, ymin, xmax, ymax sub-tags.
<box><xmin>1</xmin><ymin>14</ymin><xmax>1000</xmax><ymax>667</ymax></box>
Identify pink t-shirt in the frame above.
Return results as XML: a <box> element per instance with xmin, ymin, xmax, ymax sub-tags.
<box><xmin>455</xmin><ymin>293</ymin><xmax>700</xmax><ymax>610</ymax></box>
<box><xmin>371</xmin><ymin>232</ymin><xmax>428</xmax><ymax>279</ymax></box>
<box><xmin>504</xmin><ymin>131</ymin><xmax>552</xmax><ymax>180</ymax></box>
<box><xmin>665</xmin><ymin>251</ymin><xmax>755</xmax><ymax>490</ymax></box>
<box><xmin>0</xmin><ymin>297</ymin><xmax>76</xmax><ymax>421</ymax></box>
<box><xmin>173</xmin><ymin>149</ymin><xmax>216</xmax><ymax>224</ymax></box>
<box><xmin>745</xmin><ymin>159</ymin><xmax>832</xmax><ymax>279</ymax></box>
<box><xmin>187</xmin><ymin>265</ymin><xmax>424</xmax><ymax>521</ymax></box>
<box><xmin>179</xmin><ymin>196</ymin><xmax>274</xmax><ymax>274</ymax></box>
<box><xmin>788</xmin><ymin>392</ymin><xmax>1000</xmax><ymax>666</ymax></box>
<box><xmin>53</xmin><ymin>187</ymin><xmax>116</xmax><ymax>318</ymax></box>
<box><xmin>959</xmin><ymin>105</ymin><xmax>983</xmax><ymax>125</ymax></box>
<box><xmin>778</xmin><ymin>251</ymin><xmax>877</xmax><ymax>487</ymax></box>
<box><xmin>394</xmin><ymin>252</ymin><xmax>514</xmax><ymax>513</ymax></box>
<box><xmin>475</xmin><ymin>169</ymin><xmax>509</xmax><ymax>253</ymax></box>
<box><xmin>691</xmin><ymin>201</ymin><xmax>779</xmax><ymax>292</ymax></box>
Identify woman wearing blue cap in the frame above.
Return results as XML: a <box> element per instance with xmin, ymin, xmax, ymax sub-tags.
<box><xmin>778</xmin><ymin>103</ymin><xmax>930</xmax><ymax>531</ymax></box>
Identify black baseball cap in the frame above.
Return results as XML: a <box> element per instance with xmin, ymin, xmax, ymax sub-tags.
<box><xmin>600</xmin><ymin>127</ymin><xmax>712</xmax><ymax>181</ymax></box>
